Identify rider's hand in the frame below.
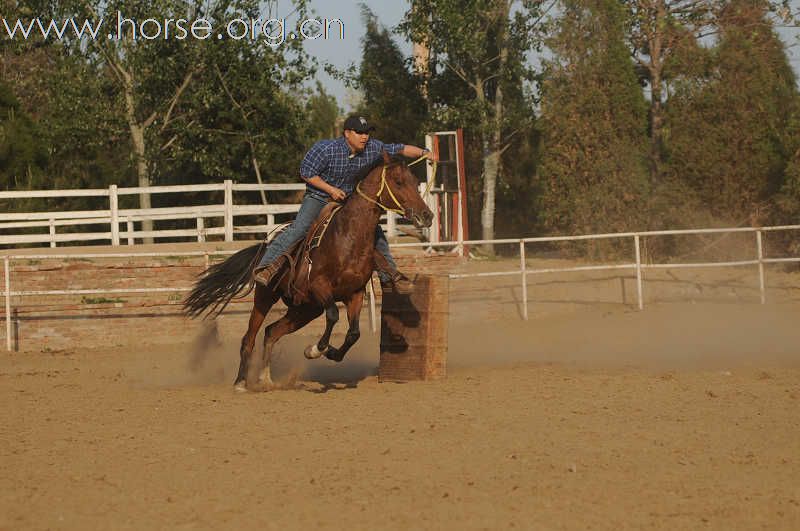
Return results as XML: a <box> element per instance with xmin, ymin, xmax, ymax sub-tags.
<box><xmin>328</xmin><ymin>186</ymin><xmax>346</xmax><ymax>202</ymax></box>
<box><xmin>424</xmin><ymin>149</ymin><xmax>439</xmax><ymax>163</ymax></box>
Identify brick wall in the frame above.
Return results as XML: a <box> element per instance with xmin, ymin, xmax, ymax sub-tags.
<box><xmin>1</xmin><ymin>243</ymin><xmax>464</xmax><ymax>352</ymax></box>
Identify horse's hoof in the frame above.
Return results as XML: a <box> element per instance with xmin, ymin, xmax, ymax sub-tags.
<box><xmin>325</xmin><ymin>347</ymin><xmax>345</xmax><ymax>363</ymax></box>
<box><xmin>304</xmin><ymin>344</ymin><xmax>326</xmax><ymax>359</ymax></box>
<box><xmin>233</xmin><ymin>381</ymin><xmax>248</xmax><ymax>393</ymax></box>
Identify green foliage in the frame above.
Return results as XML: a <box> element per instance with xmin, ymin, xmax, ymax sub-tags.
<box><xmin>0</xmin><ymin>0</ymin><xmax>317</xmax><ymax>219</ymax></box>
<box><xmin>537</xmin><ymin>0</ymin><xmax>649</xmax><ymax>243</ymax></box>
<box><xmin>777</xmin><ymin>106</ymin><xmax>800</xmax><ymax>221</ymax></box>
<box><xmin>401</xmin><ymin>0</ymin><xmax>540</xmax><ymax>137</ymax></box>
<box><xmin>495</xmin><ymin>128</ymin><xmax>539</xmax><ymax>237</ymax></box>
<box><xmin>356</xmin><ymin>7</ymin><xmax>426</xmax><ymax>144</ymax></box>
<box><xmin>665</xmin><ymin>0</ymin><xmax>799</xmax><ymax>225</ymax></box>
<box><xmin>161</xmin><ymin>14</ymin><xmax>314</xmax><ymax>190</ymax></box>
<box><xmin>81</xmin><ymin>296</ymin><xmax>126</xmax><ymax>304</ymax></box>
<box><xmin>306</xmin><ymin>81</ymin><xmax>341</xmax><ymax>141</ymax></box>
<box><xmin>400</xmin><ymin>1</ymin><xmax>544</xmax><ymax>242</ymax></box>
<box><xmin>3</xmin><ymin>0</ymin><xmax>800</xmax><ymax>257</ymax></box>
<box><xmin>0</xmin><ymin>82</ymin><xmax>48</xmax><ymax>189</ymax></box>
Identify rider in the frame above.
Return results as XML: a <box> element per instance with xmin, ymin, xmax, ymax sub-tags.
<box><xmin>253</xmin><ymin>115</ymin><xmax>436</xmax><ymax>288</ymax></box>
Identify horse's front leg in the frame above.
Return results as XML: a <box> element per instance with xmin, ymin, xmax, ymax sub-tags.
<box><xmin>325</xmin><ymin>290</ymin><xmax>364</xmax><ymax>363</ymax></box>
<box><xmin>304</xmin><ymin>303</ymin><xmax>338</xmax><ymax>359</ymax></box>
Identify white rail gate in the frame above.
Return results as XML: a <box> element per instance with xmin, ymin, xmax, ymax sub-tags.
<box><xmin>0</xmin><ymin>181</ymin><xmax>408</xmax><ymax>247</ymax></box>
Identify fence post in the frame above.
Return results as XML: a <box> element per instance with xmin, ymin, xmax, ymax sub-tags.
<box><xmin>196</xmin><ymin>217</ymin><xmax>205</xmax><ymax>243</ymax></box>
<box><xmin>756</xmin><ymin>230</ymin><xmax>765</xmax><ymax>305</ymax></box>
<box><xmin>387</xmin><ymin>212</ymin><xmax>397</xmax><ymax>239</ymax></box>
<box><xmin>457</xmin><ymin>199</ymin><xmax>465</xmax><ymax>257</ymax></box>
<box><xmin>49</xmin><ymin>219</ymin><xmax>56</xmax><ymax>248</ymax></box>
<box><xmin>224</xmin><ymin>180</ymin><xmax>234</xmax><ymax>242</ymax></box>
<box><xmin>368</xmin><ymin>276</ymin><xmax>377</xmax><ymax>333</ymax></box>
<box><xmin>109</xmin><ymin>185</ymin><xmax>120</xmax><ymax>246</ymax></box>
<box><xmin>126</xmin><ymin>217</ymin><xmax>134</xmax><ymax>246</ymax></box>
<box><xmin>519</xmin><ymin>240</ymin><xmax>528</xmax><ymax>320</ymax></box>
<box><xmin>5</xmin><ymin>257</ymin><xmax>11</xmax><ymax>352</ymax></box>
<box><xmin>635</xmin><ymin>234</ymin><xmax>644</xmax><ymax>311</ymax></box>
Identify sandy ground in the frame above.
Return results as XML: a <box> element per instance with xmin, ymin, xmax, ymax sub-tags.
<box><xmin>1</xmin><ymin>294</ymin><xmax>800</xmax><ymax>530</ymax></box>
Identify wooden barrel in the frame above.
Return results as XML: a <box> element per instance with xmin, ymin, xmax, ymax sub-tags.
<box><xmin>379</xmin><ymin>273</ymin><xmax>448</xmax><ymax>382</ymax></box>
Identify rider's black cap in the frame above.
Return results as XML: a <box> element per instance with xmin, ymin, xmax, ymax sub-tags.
<box><xmin>343</xmin><ymin>115</ymin><xmax>376</xmax><ymax>134</ymax></box>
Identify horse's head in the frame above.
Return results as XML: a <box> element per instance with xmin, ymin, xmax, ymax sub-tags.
<box><xmin>375</xmin><ymin>151</ymin><xmax>434</xmax><ymax>229</ymax></box>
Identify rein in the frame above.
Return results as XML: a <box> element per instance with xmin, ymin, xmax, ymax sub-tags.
<box><xmin>409</xmin><ymin>154</ymin><xmax>438</xmax><ymax>198</ymax></box>
<box><xmin>355</xmin><ymin>155</ymin><xmax>438</xmax><ymax>214</ymax></box>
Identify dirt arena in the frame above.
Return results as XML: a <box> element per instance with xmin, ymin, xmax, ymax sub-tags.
<box><xmin>2</xmin><ymin>264</ymin><xmax>800</xmax><ymax>529</ymax></box>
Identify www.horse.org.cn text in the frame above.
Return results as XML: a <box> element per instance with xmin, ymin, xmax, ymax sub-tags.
<box><xmin>1</xmin><ymin>12</ymin><xmax>345</xmax><ymax>46</ymax></box>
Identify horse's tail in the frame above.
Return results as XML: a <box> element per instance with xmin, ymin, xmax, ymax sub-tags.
<box><xmin>183</xmin><ymin>243</ymin><xmax>266</xmax><ymax>319</ymax></box>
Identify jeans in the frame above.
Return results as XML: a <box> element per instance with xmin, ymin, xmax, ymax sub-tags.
<box><xmin>257</xmin><ymin>194</ymin><xmax>397</xmax><ymax>282</ymax></box>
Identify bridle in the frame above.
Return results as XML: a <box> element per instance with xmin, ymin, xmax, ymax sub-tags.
<box><xmin>355</xmin><ymin>155</ymin><xmax>438</xmax><ymax>215</ymax></box>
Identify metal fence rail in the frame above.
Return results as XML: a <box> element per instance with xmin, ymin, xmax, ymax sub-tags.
<box><xmin>393</xmin><ymin>225</ymin><xmax>800</xmax><ymax>319</ymax></box>
<box><xmin>1</xmin><ymin>249</ymin><xmax>384</xmax><ymax>352</ymax></box>
<box><xmin>2</xmin><ymin>224</ymin><xmax>800</xmax><ymax>351</ymax></box>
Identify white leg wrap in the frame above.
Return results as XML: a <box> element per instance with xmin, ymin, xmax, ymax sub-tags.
<box><xmin>304</xmin><ymin>343</ymin><xmax>326</xmax><ymax>359</ymax></box>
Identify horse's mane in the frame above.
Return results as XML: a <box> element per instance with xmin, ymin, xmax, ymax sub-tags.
<box><xmin>354</xmin><ymin>152</ymin><xmax>406</xmax><ymax>182</ymax></box>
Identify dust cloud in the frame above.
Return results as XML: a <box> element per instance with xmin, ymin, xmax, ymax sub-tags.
<box><xmin>448</xmin><ymin>302</ymin><xmax>800</xmax><ymax>371</ymax></box>
<box><xmin>179</xmin><ymin>319</ymin><xmax>381</xmax><ymax>389</ymax></box>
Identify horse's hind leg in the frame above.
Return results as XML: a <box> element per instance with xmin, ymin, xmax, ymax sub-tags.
<box><xmin>248</xmin><ymin>303</ymin><xmax>323</xmax><ymax>391</ymax></box>
<box><xmin>326</xmin><ymin>290</ymin><xmax>364</xmax><ymax>363</ymax></box>
<box><xmin>235</xmin><ymin>285</ymin><xmax>279</xmax><ymax>392</ymax></box>
<box><xmin>304</xmin><ymin>304</ymin><xmax>338</xmax><ymax>359</ymax></box>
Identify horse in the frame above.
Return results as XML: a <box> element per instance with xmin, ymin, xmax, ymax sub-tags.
<box><xmin>183</xmin><ymin>152</ymin><xmax>434</xmax><ymax>391</ymax></box>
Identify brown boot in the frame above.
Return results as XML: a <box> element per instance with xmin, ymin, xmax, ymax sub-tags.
<box><xmin>253</xmin><ymin>259</ymin><xmax>284</xmax><ymax>287</ymax></box>
<box><xmin>381</xmin><ymin>271</ymin><xmax>412</xmax><ymax>293</ymax></box>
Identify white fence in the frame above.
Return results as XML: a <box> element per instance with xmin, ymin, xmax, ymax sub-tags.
<box><xmin>2</xmin><ymin>224</ymin><xmax>800</xmax><ymax>351</ymax></box>
<box><xmin>433</xmin><ymin>225</ymin><xmax>800</xmax><ymax>320</ymax></box>
<box><xmin>0</xmin><ymin>181</ymin><xmax>409</xmax><ymax>247</ymax></box>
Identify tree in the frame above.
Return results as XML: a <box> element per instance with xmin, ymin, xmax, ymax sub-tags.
<box><xmin>0</xmin><ymin>81</ymin><xmax>47</xmax><ymax>190</ymax></box>
<box><xmin>1</xmin><ymin>0</ymin><xmax>318</xmax><ymax>238</ymax></box>
<box><xmin>170</xmin><ymin>5</ymin><xmax>315</xmax><ymax>206</ymax></box>
<box><xmin>665</xmin><ymin>0</ymin><xmax>798</xmax><ymax>224</ymax></box>
<box><xmin>306</xmin><ymin>81</ymin><xmax>341</xmax><ymax>141</ymax></box>
<box><xmin>65</xmin><ymin>1</ymin><xmax>314</xmax><ymax>238</ymax></box>
<box><xmin>402</xmin><ymin>0</ymin><xmax>546</xmax><ymax>251</ymax></box>
<box><xmin>779</xmin><ymin>127</ymin><xmax>800</xmax><ymax>222</ymax></box>
<box><xmin>624</xmin><ymin>0</ymin><xmax>716</xmax><ymax>183</ymax></box>
<box><xmin>356</xmin><ymin>7</ymin><xmax>426</xmax><ymax>144</ymax></box>
<box><xmin>537</xmin><ymin>0</ymin><xmax>650</xmax><ymax>242</ymax></box>
<box><xmin>1</xmin><ymin>1</ymin><xmax>132</xmax><ymax>220</ymax></box>
<box><xmin>624</xmin><ymin>0</ymin><xmax>799</xmax><ymax>183</ymax></box>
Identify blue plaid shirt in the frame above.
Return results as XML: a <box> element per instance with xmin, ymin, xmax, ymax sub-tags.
<box><xmin>300</xmin><ymin>137</ymin><xmax>405</xmax><ymax>200</ymax></box>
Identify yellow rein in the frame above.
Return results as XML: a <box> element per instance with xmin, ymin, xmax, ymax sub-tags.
<box><xmin>409</xmin><ymin>154</ymin><xmax>438</xmax><ymax>198</ymax></box>
<box><xmin>355</xmin><ymin>155</ymin><xmax>438</xmax><ymax>214</ymax></box>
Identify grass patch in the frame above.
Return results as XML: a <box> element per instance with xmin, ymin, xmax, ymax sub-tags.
<box><xmin>81</xmin><ymin>296</ymin><xmax>126</xmax><ymax>305</ymax></box>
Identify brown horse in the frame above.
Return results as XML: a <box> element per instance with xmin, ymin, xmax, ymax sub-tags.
<box><xmin>184</xmin><ymin>153</ymin><xmax>434</xmax><ymax>391</ymax></box>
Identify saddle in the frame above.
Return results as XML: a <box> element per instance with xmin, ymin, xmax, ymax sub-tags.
<box><xmin>286</xmin><ymin>201</ymin><xmax>342</xmax><ymax>304</ymax></box>
<box><xmin>273</xmin><ymin>202</ymin><xmax>403</xmax><ymax>305</ymax></box>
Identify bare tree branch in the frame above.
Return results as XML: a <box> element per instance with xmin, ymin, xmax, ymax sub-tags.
<box><xmin>152</xmin><ymin>67</ymin><xmax>197</xmax><ymax>132</ymax></box>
